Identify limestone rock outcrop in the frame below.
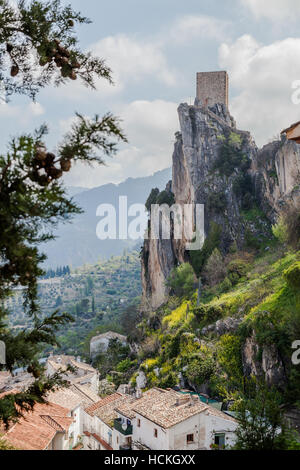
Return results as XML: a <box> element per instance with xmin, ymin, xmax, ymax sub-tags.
<box><xmin>141</xmin><ymin>102</ymin><xmax>300</xmax><ymax>311</ymax></box>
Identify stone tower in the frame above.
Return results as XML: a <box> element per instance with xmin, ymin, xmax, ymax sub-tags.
<box><xmin>196</xmin><ymin>71</ymin><xmax>228</xmax><ymax>107</ymax></box>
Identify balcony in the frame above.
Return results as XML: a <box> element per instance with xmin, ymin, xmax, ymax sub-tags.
<box><xmin>114</xmin><ymin>418</ymin><xmax>133</xmax><ymax>436</ymax></box>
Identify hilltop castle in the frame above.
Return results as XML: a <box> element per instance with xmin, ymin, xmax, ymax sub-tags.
<box><xmin>196</xmin><ymin>71</ymin><xmax>229</xmax><ymax>108</ymax></box>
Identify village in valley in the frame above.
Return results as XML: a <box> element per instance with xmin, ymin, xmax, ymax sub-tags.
<box><xmin>0</xmin><ymin>348</ymin><xmax>237</xmax><ymax>451</ymax></box>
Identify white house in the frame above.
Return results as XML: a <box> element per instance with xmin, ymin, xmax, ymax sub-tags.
<box><xmin>90</xmin><ymin>332</ymin><xmax>127</xmax><ymax>360</ymax></box>
<box><xmin>47</xmin><ymin>383</ymin><xmax>99</xmax><ymax>448</ymax></box>
<box><xmin>83</xmin><ymin>393</ymin><xmax>126</xmax><ymax>450</ymax></box>
<box><xmin>46</xmin><ymin>355</ymin><xmax>99</xmax><ymax>395</ymax></box>
<box><xmin>114</xmin><ymin>388</ymin><xmax>237</xmax><ymax>451</ymax></box>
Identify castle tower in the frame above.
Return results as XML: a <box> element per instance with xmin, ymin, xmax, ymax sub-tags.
<box><xmin>196</xmin><ymin>71</ymin><xmax>228</xmax><ymax>108</ymax></box>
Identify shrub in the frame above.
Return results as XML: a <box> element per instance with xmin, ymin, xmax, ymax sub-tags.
<box><xmin>156</xmin><ymin>190</ymin><xmax>175</xmax><ymax>207</ymax></box>
<box><xmin>227</xmin><ymin>259</ymin><xmax>248</xmax><ymax>285</ymax></box>
<box><xmin>213</xmin><ymin>131</ymin><xmax>251</xmax><ymax>177</ymax></box>
<box><xmin>203</xmin><ymin>248</ymin><xmax>227</xmax><ymax>286</ymax></box>
<box><xmin>207</xmin><ymin>192</ymin><xmax>227</xmax><ymax>213</ymax></box>
<box><xmin>219</xmin><ymin>276</ymin><xmax>233</xmax><ymax>292</ymax></box>
<box><xmin>158</xmin><ymin>372</ymin><xmax>177</xmax><ymax>388</ymax></box>
<box><xmin>272</xmin><ymin>204</ymin><xmax>300</xmax><ymax>249</ymax></box>
<box><xmin>116</xmin><ymin>358</ymin><xmax>133</xmax><ymax>373</ymax></box>
<box><xmin>284</xmin><ymin>262</ymin><xmax>300</xmax><ymax>290</ymax></box>
<box><xmin>190</xmin><ymin>222</ymin><xmax>221</xmax><ymax>277</ymax></box>
<box><xmin>245</xmin><ymin>229</ymin><xmax>261</xmax><ymax>250</ymax></box>
<box><xmin>145</xmin><ymin>187</ymin><xmax>160</xmax><ymax>212</ymax></box>
<box><xmin>272</xmin><ymin>217</ymin><xmax>288</xmax><ymax>244</ymax></box>
<box><xmin>166</xmin><ymin>263</ymin><xmax>195</xmax><ymax>298</ymax></box>
<box><xmin>193</xmin><ymin>304</ymin><xmax>223</xmax><ymax>325</ymax></box>
<box><xmin>186</xmin><ymin>355</ymin><xmax>216</xmax><ymax>386</ymax></box>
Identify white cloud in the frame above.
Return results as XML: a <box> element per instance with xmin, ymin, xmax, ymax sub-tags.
<box><xmin>55</xmin><ymin>33</ymin><xmax>176</xmax><ymax>102</ymax></box>
<box><xmin>0</xmin><ymin>101</ymin><xmax>45</xmax><ymax>123</ymax></box>
<box><xmin>240</xmin><ymin>0</ymin><xmax>300</xmax><ymax>21</ymax></box>
<box><xmin>93</xmin><ymin>34</ymin><xmax>176</xmax><ymax>88</ymax></box>
<box><xmin>219</xmin><ymin>35</ymin><xmax>300</xmax><ymax>145</ymax></box>
<box><xmin>62</xmin><ymin>99</ymin><xmax>179</xmax><ymax>188</ymax></box>
<box><xmin>168</xmin><ymin>14</ymin><xmax>230</xmax><ymax>44</ymax></box>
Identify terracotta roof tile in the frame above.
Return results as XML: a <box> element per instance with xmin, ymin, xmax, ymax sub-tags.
<box><xmin>3</xmin><ymin>401</ymin><xmax>72</xmax><ymax>450</ymax></box>
<box><xmin>85</xmin><ymin>393</ymin><xmax>123</xmax><ymax>417</ymax></box>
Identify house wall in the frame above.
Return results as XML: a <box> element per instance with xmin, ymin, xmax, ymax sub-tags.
<box><xmin>112</xmin><ymin>413</ymin><xmax>133</xmax><ymax>450</ymax></box>
<box><xmin>90</xmin><ymin>335</ymin><xmax>127</xmax><ymax>359</ymax></box>
<box><xmin>52</xmin><ymin>432</ymin><xmax>69</xmax><ymax>450</ymax></box>
<box><xmin>83</xmin><ymin>412</ymin><xmax>114</xmax><ymax>450</ymax></box>
<box><xmin>132</xmin><ymin>410</ymin><xmax>237</xmax><ymax>451</ymax></box>
<box><xmin>68</xmin><ymin>405</ymin><xmax>84</xmax><ymax>447</ymax></box>
<box><xmin>132</xmin><ymin>414</ymin><xmax>169</xmax><ymax>450</ymax></box>
<box><xmin>202</xmin><ymin>412</ymin><xmax>237</xmax><ymax>449</ymax></box>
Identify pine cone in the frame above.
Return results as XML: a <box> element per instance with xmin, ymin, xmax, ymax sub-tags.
<box><xmin>47</xmin><ymin>166</ymin><xmax>63</xmax><ymax>179</ymax></box>
<box><xmin>60</xmin><ymin>159</ymin><xmax>72</xmax><ymax>172</ymax></box>
<box><xmin>61</xmin><ymin>64</ymin><xmax>72</xmax><ymax>78</ymax></box>
<box><xmin>35</xmin><ymin>149</ymin><xmax>47</xmax><ymax>161</ymax></box>
<box><xmin>10</xmin><ymin>64</ymin><xmax>19</xmax><ymax>77</ymax></box>
<box><xmin>45</xmin><ymin>152</ymin><xmax>56</xmax><ymax>166</ymax></box>
<box><xmin>37</xmin><ymin>175</ymin><xmax>50</xmax><ymax>186</ymax></box>
<box><xmin>69</xmin><ymin>70</ymin><xmax>77</xmax><ymax>80</ymax></box>
<box><xmin>39</xmin><ymin>57</ymin><xmax>48</xmax><ymax>67</ymax></box>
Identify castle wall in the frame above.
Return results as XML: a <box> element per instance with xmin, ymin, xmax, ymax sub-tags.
<box><xmin>196</xmin><ymin>71</ymin><xmax>228</xmax><ymax>107</ymax></box>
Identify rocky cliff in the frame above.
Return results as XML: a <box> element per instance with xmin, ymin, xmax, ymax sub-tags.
<box><xmin>141</xmin><ymin>101</ymin><xmax>300</xmax><ymax>311</ymax></box>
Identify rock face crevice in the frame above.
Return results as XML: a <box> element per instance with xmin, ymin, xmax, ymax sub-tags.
<box><xmin>141</xmin><ymin>102</ymin><xmax>300</xmax><ymax>311</ymax></box>
<box><xmin>252</xmin><ymin>137</ymin><xmax>300</xmax><ymax>221</ymax></box>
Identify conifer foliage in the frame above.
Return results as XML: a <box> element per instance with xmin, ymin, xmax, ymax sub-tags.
<box><xmin>0</xmin><ymin>0</ymin><xmax>127</xmax><ymax>427</ymax></box>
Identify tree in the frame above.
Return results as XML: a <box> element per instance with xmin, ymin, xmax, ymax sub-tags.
<box><xmin>202</xmin><ymin>248</ymin><xmax>226</xmax><ymax>286</ymax></box>
<box><xmin>233</xmin><ymin>382</ymin><xmax>291</xmax><ymax>450</ymax></box>
<box><xmin>0</xmin><ymin>0</ymin><xmax>126</xmax><ymax>427</ymax></box>
<box><xmin>272</xmin><ymin>203</ymin><xmax>300</xmax><ymax>250</ymax></box>
<box><xmin>189</xmin><ymin>222</ymin><xmax>221</xmax><ymax>277</ymax></box>
<box><xmin>166</xmin><ymin>263</ymin><xmax>195</xmax><ymax>299</ymax></box>
<box><xmin>145</xmin><ymin>188</ymin><xmax>159</xmax><ymax>212</ymax></box>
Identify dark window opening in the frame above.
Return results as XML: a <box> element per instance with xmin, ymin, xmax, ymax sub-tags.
<box><xmin>214</xmin><ymin>434</ymin><xmax>225</xmax><ymax>449</ymax></box>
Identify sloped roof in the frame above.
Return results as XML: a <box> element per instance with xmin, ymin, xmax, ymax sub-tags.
<box><xmin>85</xmin><ymin>392</ymin><xmax>123</xmax><ymax>416</ymax></box>
<box><xmin>281</xmin><ymin>120</ymin><xmax>300</xmax><ymax>134</ymax></box>
<box><xmin>115</xmin><ymin>396</ymin><xmax>143</xmax><ymax>420</ymax></box>
<box><xmin>47</xmin><ymin>384</ymin><xmax>99</xmax><ymax>411</ymax></box>
<box><xmin>85</xmin><ymin>393</ymin><xmax>125</xmax><ymax>426</ymax></box>
<box><xmin>3</xmin><ymin>401</ymin><xmax>73</xmax><ymax>450</ymax></box>
<box><xmin>90</xmin><ymin>331</ymin><xmax>127</xmax><ymax>343</ymax></box>
<box><xmin>132</xmin><ymin>388</ymin><xmax>236</xmax><ymax>429</ymax></box>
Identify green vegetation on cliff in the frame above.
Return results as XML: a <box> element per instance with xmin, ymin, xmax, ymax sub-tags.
<box><xmin>129</xmin><ymin>244</ymin><xmax>300</xmax><ymax>407</ymax></box>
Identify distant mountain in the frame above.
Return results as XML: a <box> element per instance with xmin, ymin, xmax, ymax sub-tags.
<box><xmin>66</xmin><ymin>186</ymin><xmax>88</xmax><ymax>197</ymax></box>
<box><xmin>42</xmin><ymin>168</ymin><xmax>171</xmax><ymax>268</ymax></box>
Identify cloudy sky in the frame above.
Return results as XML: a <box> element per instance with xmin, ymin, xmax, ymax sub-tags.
<box><xmin>2</xmin><ymin>0</ymin><xmax>300</xmax><ymax>188</ymax></box>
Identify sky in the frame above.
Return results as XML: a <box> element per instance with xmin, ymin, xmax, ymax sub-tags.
<box><xmin>2</xmin><ymin>0</ymin><xmax>300</xmax><ymax>188</ymax></box>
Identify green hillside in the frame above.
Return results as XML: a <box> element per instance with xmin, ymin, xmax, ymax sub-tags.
<box><xmin>6</xmin><ymin>250</ymin><xmax>142</xmax><ymax>357</ymax></box>
<box><xmin>123</xmin><ymin>243</ymin><xmax>300</xmax><ymax>407</ymax></box>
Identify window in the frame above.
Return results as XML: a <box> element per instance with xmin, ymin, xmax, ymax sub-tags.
<box><xmin>154</xmin><ymin>428</ymin><xmax>158</xmax><ymax>438</ymax></box>
<box><xmin>214</xmin><ymin>434</ymin><xmax>225</xmax><ymax>449</ymax></box>
<box><xmin>187</xmin><ymin>434</ymin><xmax>194</xmax><ymax>444</ymax></box>
<box><xmin>137</xmin><ymin>419</ymin><xmax>141</xmax><ymax>428</ymax></box>
<box><xmin>117</xmin><ymin>436</ymin><xmax>119</xmax><ymax>444</ymax></box>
